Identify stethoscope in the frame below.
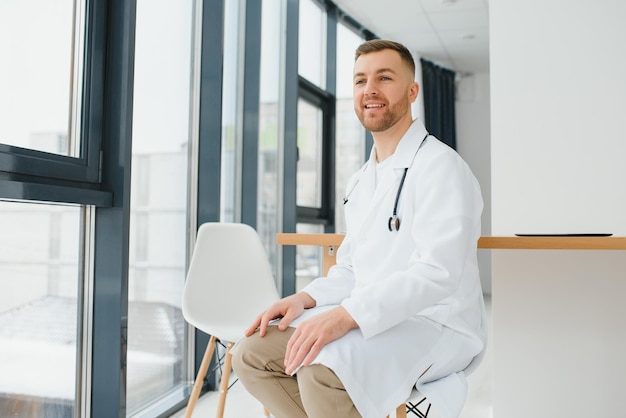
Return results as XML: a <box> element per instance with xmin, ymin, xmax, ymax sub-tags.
<box><xmin>343</xmin><ymin>133</ymin><xmax>429</xmax><ymax>232</ymax></box>
<box><xmin>388</xmin><ymin>167</ymin><xmax>409</xmax><ymax>232</ymax></box>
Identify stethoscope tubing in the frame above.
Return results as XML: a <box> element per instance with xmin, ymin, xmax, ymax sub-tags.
<box><xmin>344</xmin><ymin>132</ymin><xmax>429</xmax><ymax>232</ymax></box>
<box><xmin>388</xmin><ymin>133</ymin><xmax>429</xmax><ymax>231</ymax></box>
<box><xmin>388</xmin><ymin>167</ymin><xmax>408</xmax><ymax>231</ymax></box>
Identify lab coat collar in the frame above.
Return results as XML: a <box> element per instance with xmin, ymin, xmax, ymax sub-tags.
<box><xmin>388</xmin><ymin>118</ymin><xmax>429</xmax><ymax>169</ymax></box>
<box><xmin>367</xmin><ymin>118</ymin><xmax>429</xmax><ymax>169</ymax></box>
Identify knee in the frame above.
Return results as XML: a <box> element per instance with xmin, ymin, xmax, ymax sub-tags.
<box><xmin>298</xmin><ymin>365</ymin><xmax>359</xmax><ymax>417</ymax></box>
<box><xmin>232</xmin><ymin>326</ymin><xmax>290</xmax><ymax>378</ymax></box>
<box><xmin>233</xmin><ymin>326</ymin><xmax>297</xmax><ymax>386</ymax></box>
<box><xmin>231</xmin><ymin>333</ymin><xmax>258</xmax><ymax>377</ymax></box>
<box><xmin>297</xmin><ymin>364</ymin><xmax>344</xmax><ymax>392</ymax></box>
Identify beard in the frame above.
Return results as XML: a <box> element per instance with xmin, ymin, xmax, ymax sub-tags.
<box><xmin>355</xmin><ymin>97</ymin><xmax>411</xmax><ymax>132</ymax></box>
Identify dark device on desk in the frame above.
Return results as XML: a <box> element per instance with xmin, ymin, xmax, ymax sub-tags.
<box><xmin>514</xmin><ymin>233</ymin><xmax>613</xmax><ymax>237</ymax></box>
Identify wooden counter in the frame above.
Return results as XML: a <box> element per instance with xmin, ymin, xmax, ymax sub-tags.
<box><xmin>277</xmin><ymin>233</ymin><xmax>626</xmax><ymax>250</ymax></box>
<box><xmin>478</xmin><ymin>235</ymin><xmax>626</xmax><ymax>250</ymax></box>
<box><xmin>277</xmin><ymin>233</ymin><xmax>626</xmax><ymax>275</ymax></box>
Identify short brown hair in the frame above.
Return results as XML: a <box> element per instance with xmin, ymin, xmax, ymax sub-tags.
<box><xmin>355</xmin><ymin>40</ymin><xmax>416</xmax><ymax>77</ymax></box>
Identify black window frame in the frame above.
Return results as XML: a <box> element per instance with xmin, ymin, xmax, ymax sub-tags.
<box><xmin>296</xmin><ymin>76</ymin><xmax>336</xmax><ymax>227</ymax></box>
<box><xmin>0</xmin><ymin>0</ymin><xmax>111</xmax><ymax>207</ymax></box>
<box><xmin>293</xmin><ymin>0</ymin><xmax>338</xmax><ymax>231</ymax></box>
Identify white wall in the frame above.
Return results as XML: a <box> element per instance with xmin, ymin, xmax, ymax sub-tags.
<box><xmin>491</xmin><ymin>1</ymin><xmax>626</xmax><ymax>234</ymax></box>
<box><xmin>456</xmin><ymin>72</ymin><xmax>492</xmax><ymax>294</ymax></box>
<box><xmin>490</xmin><ymin>1</ymin><xmax>626</xmax><ymax>416</ymax></box>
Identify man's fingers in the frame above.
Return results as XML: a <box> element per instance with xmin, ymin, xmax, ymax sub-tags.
<box><xmin>244</xmin><ymin>315</ymin><xmax>262</xmax><ymax>337</ymax></box>
<box><xmin>300</xmin><ymin>341</ymin><xmax>323</xmax><ymax>368</ymax></box>
<box><xmin>258</xmin><ymin>312</ymin><xmax>273</xmax><ymax>337</ymax></box>
<box><xmin>284</xmin><ymin>328</ymin><xmax>297</xmax><ymax>365</ymax></box>
<box><xmin>285</xmin><ymin>331</ymin><xmax>318</xmax><ymax>375</ymax></box>
<box><xmin>284</xmin><ymin>328</ymin><xmax>302</xmax><ymax>370</ymax></box>
<box><xmin>277</xmin><ymin>312</ymin><xmax>296</xmax><ymax>331</ymax></box>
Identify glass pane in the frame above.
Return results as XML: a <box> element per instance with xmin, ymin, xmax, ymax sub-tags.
<box><xmin>0</xmin><ymin>200</ymin><xmax>82</xmax><ymax>417</ymax></box>
<box><xmin>335</xmin><ymin>24</ymin><xmax>366</xmax><ymax>233</ymax></box>
<box><xmin>127</xmin><ymin>0</ymin><xmax>194</xmax><ymax>414</ymax></box>
<box><xmin>0</xmin><ymin>0</ymin><xmax>81</xmax><ymax>156</ymax></box>
<box><xmin>295</xmin><ymin>223</ymin><xmax>324</xmax><ymax>290</ymax></box>
<box><xmin>257</xmin><ymin>0</ymin><xmax>282</xmax><ymax>273</ymax></box>
<box><xmin>297</xmin><ymin>99</ymin><xmax>323</xmax><ymax>208</ymax></box>
<box><xmin>221</xmin><ymin>0</ymin><xmax>241</xmax><ymax>222</ymax></box>
<box><xmin>298</xmin><ymin>0</ymin><xmax>326</xmax><ymax>89</ymax></box>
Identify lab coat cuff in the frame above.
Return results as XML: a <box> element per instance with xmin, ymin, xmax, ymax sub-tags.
<box><xmin>299</xmin><ymin>285</ymin><xmax>328</xmax><ymax>307</ymax></box>
<box><xmin>340</xmin><ymin>298</ymin><xmax>378</xmax><ymax>340</ymax></box>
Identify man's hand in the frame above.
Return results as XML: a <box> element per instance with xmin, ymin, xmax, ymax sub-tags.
<box><xmin>284</xmin><ymin>306</ymin><xmax>358</xmax><ymax>375</ymax></box>
<box><xmin>245</xmin><ymin>292</ymin><xmax>316</xmax><ymax>337</ymax></box>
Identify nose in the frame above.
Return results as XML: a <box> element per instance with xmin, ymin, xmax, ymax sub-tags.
<box><xmin>364</xmin><ymin>79</ymin><xmax>378</xmax><ymax>96</ymax></box>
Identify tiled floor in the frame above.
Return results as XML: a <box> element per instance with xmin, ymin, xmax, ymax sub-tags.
<box><xmin>170</xmin><ymin>295</ymin><xmax>493</xmax><ymax>418</ymax></box>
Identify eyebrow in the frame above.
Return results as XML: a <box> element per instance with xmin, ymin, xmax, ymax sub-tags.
<box><xmin>354</xmin><ymin>68</ymin><xmax>398</xmax><ymax>79</ymax></box>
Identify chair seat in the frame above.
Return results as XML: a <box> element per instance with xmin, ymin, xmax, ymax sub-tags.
<box><xmin>184</xmin><ymin>324</ymin><xmax>246</xmax><ymax>346</ymax></box>
<box><xmin>404</xmin><ymin>388</ymin><xmax>431</xmax><ymax>417</ymax></box>
<box><xmin>394</xmin><ymin>388</ymin><xmax>430</xmax><ymax>418</ymax></box>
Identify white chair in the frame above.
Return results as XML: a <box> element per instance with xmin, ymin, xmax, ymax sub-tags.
<box><xmin>395</xmin><ymin>347</ymin><xmax>486</xmax><ymax>418</ymax></box>
<box><xmin>182</xmin><ymin>222</ymin><xmax>280</xmax><ymax>418</ymax></box>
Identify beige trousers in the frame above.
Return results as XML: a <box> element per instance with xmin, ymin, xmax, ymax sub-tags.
<box><xmin>231</xmin><ymin>326</ymin><xmax>362</xmax><ymax>418</ymax></box>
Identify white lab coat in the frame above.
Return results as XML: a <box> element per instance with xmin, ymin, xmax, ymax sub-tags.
<box><xmin>293</xmin><ymin>119</ymin><xmax>487</xmax><ymax>418</ymax></box>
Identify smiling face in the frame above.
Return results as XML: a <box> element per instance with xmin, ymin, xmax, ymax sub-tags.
<box><xmin>353</xmin><ymin>48</ymin><xmax>418</xmax><ymax>133</ymax></box>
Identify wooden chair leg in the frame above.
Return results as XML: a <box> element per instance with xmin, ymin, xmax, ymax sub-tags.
<box><xmin>396</xmin><ymin>403</ymin><xmax>407</xmax><ymax>418</ymax></box>
<box><xmin>185</xmin><ymin>335</ymin><xmax>217</xmax><ymax>418</ymax></box>
<box><xmin>215</xmin><ymin>342</ymin><xmax>235</xmax><ymax>418</ymax></box>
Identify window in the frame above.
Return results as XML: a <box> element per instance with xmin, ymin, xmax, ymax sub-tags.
<box><xmin>0</xmin><ymin>200</ymin><xmax>85</xmax><ymax>417</ymax></box>
<box><xmin>294</xmin><ymin>0</ymin><xmax>335</xmax><ymax>287</ymax></box>
<box><xmin>0</xmin><ymin>1</ymin><xmax>385</xmax><ymax>415</ymax></box>
<box><xmin>0</xmin><ymin>0</ymin><xmax>102</xmax><ymax>187</ymax></box>
<box><xmin>257</xmin><ymin>0</ymin><xmax>283</xmax><ymax>274</ymax></box>
<box><xmin>335</xmin><ymin>23</ymin><xmax>366</xmax><ymax>233</ymax></box>
<box><xmin>295</xmin><ymin>223</ymin><xmax>324</xmax><ymax>291</ymax></box>
<box><xmin>297</xmin><ymin>98</ymin><xmax>324</xmax><ymax>209</ymax></box>
<box><xmin>295</xmin><ymin>82</ymin><xmax>334</xmax><ymax>226</ymax></box>
<box><xmin>126</xmin><ymin>0</ymin><xmax>195</xmax><ymax>414</ymax></box>
<box><xmin>298</xmin><ymin>0</ymin><xmax>327</xmax><ymax>89</ymax></box>
<box><xmin>0</xmin><ymin>1</ymin><xmax>78</xmax><ymax>156</ymax></box>
<box><xmin>221</xmin><ymin>0</ymin><xmax>243</xmax><ymax>222</ymax></box>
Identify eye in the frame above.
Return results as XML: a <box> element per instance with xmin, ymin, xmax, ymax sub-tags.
<box><xmin>355</xmin><ymin>79</ymin><xmax>365</xmax><ymax>85</ymax></box>
<box><xmin>380</xmin><ymin>75</ymin><xmax>391</xmax><ymax>81</ymax></box>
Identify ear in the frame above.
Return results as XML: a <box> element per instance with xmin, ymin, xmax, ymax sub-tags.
<box><xmin>408</xmin><ymin>81</ymin><xmax>419</xmax><ymax>103</ymax></box>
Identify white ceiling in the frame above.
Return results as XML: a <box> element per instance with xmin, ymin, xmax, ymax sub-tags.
<box><xmin>333</xmin><ymin>0</ymin><xmax>490</xmax><ymax>74</ymax></box>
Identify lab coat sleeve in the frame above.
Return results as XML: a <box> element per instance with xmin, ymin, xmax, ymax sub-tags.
<box><xmin>298</xmin><ymin>232</ymin><xmax>356</xmax><ymax>306</ymax></box>
<box><xmin>341</xmin><ymin>145</ymin><xmax>483</xmax><ymax>339</ymax></box>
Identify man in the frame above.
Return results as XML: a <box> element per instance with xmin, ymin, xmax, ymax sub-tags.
<box><xmin>232</xmin><ymin>40</ymin><xmax>486</xmax><ymax>418</ymax></box>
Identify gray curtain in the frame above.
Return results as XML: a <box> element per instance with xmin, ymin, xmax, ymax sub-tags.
<box><xmin>420</xmin><ymin>58</ymin><xmax>456</xmax><ymax>149</ymax></box>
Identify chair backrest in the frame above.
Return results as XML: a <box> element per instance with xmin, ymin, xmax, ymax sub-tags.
<box><xmin>182</xmin><ymin>222</ymin><xmax>280</xmax><ymax>343</ymax></box>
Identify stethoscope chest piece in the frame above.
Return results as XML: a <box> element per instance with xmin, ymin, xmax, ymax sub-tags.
<box><xmin>388</xmin><ymin>215</ymin><xmax>401</xmax><ymax>232</ymax></box>
<box><xmin>386</xmin><ymin>133</ymin><xmax>429</xmax><ymax>233</ymax></box>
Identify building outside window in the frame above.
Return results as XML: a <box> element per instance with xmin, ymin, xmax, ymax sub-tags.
<box><xmin>0</xmin><ymin>1</ymin><xmax>90</xmax><ymax>416</ymax></box>
<box><xmin>335</xmin><ymin>22</ymin><xmax>366</xmax><ymax>233</ymax></box>
<box><xmin>257</xmin><ymin>0</ymin><xmax>284</xmax><ymax>278</ymax></box>
<box><xmin>126</xmin><ymin>0</ymin><xmax>195</xmax><ymax>414</ymax></box>
<box><xmin>0</xmin><ymin>201</ymin><xmax>85</xmax><ymax>417</ymax></box>
<box><xmin>0</xmin><ymin>1</ymin><xmax>79</xmax><ymax>156</ymax></box>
